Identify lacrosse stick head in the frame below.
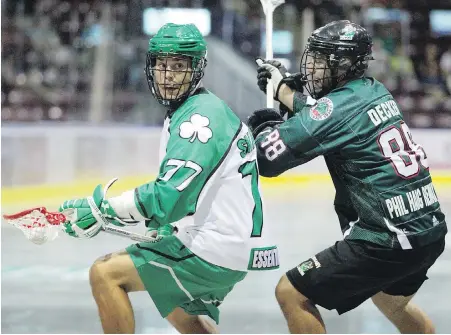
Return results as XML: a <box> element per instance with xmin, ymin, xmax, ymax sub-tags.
<box><xmin>259</xmin><ymin>0</ymin><xmax>285</xmax><ymax>15</ymax></box>
<box><xmin>2</xmin><ymin>207</ymin><xmax>69</xmax><ymax>245</ymax></box>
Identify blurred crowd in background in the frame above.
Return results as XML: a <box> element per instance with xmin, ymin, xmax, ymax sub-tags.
<box><xmin>2</xmin><ymin>0</ymin><xmax>451</xmax><ymax>128</ymax></box>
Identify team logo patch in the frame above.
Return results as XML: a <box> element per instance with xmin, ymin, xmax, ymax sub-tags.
<box><xmin>248</xmin><ymin>246</ymin><xmax>280</xmax><ymax>270</ymax></box>
<box><xmin>340</xmin><ymin>24</ymin><xmax>356</xmax><ymax>40</ymax></box>
<box><xmin>237</xmin><ymin>130</ymin><xmax>255</xmax><ymax>158</ymax></box>
<box><xmin>309</xmin><ymin>97</ymin><xmax>333</xmax><ymax>121</ymax></box>
<box><xmin>296</xmin><ymin>256</ymin><xmax>321</xmax><ymax>276</ymax></box>
<box><xmin>179</xmin><ymin>114</ymin><xmax>213</xmax><ymax>143</ymax></box>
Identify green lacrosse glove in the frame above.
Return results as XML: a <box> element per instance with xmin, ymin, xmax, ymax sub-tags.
<box><xmin>59</xmin><ymin>183</ymin><xmax>106</xmax><ymax>238</ymax></box>
<box><xmin>59</xmin><ymin>178</ymin><xmax>137</xmax><ymax>239</ymax></box>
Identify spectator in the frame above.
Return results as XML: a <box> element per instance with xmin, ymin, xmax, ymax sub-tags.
<box><xmin>419</xmin><ymin>43</ymin><xmax>447</xmax><ymax>98</ymax></box>
<box><xmin>367</xmin><ymin>38</ymin><xmax>393</xmax><ymax>87</ymax></box>
<box><xmin>440</xmin><ymin>46</ymin><xmax>451</xmax><ymax>93</ymax></box>
<box><xmin>390</xmin><ymin>45</ymin><xmax>419</xmax><ymax>92</ymax></box>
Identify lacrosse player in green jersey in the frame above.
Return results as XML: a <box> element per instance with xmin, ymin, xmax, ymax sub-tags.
<box><xmin>58</xmin><ymin>23</ymin><xmax>279</xmax><ymax>334</ymax></box>
<box><xmin>248</xmin><ymin>20</ymin><xmax>447</xmax><ymax>334</ymax></box>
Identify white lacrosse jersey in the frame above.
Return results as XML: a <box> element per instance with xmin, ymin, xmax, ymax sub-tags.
<box><xmin>122</xmin><ymin>89</ymin><xmax>279</xmax><ymax>272</ymax></box>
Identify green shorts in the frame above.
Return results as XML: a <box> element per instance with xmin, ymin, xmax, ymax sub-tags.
<box><xmin>126</xmin><ymin>235</ymin><xmax>247</xmax><ymax>324</ymax></box>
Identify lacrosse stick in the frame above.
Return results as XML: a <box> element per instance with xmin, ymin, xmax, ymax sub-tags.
<box><xmin>260</xmin><ymin>0</ymin><xmax>285</xmax><ymax>108</ymax></box>
<box><xmin>2</xmin><ymin>207</ymin><xmax>157</xmax><ymax>245</ymax></box>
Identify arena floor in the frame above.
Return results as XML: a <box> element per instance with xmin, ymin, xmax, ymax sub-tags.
<box><xmin>2</xmin><ymin>183</ymin><xmax>451</xmax><ymax>334</ymax></box>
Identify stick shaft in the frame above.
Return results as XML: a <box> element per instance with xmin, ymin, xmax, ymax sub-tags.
<box><xmin>266</xmin><ymin>9</ymin><xmax>274</xmax><ymax>108</ymax></box>
<box><xmin>102</xmin><ymin>225</ymin><xmax>155</xmax><ymax>242</ymax></box>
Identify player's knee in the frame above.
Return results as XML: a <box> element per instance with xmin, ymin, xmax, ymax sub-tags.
<box><xmin>275</xmin><ymin>275</ymin><xmax>307</xmax><ymax>307</ymax></box>
<box><xmin>89</xmin><ymin>253</ymin><xmax>117</xmax><ymax>289</ymax></box>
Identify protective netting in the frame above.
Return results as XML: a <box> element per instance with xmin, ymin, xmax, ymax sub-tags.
<box><xmin>3</xmin><ymin>208</ymin><xmax>65</xmax><ymax>245</ymax></box>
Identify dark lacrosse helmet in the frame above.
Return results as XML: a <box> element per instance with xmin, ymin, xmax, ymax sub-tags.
<box><xmin>300</xmin><ymin>20</ymin><xmax>373</xmax><ymax>99</ymax></box>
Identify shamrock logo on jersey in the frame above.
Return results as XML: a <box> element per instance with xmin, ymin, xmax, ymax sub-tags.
<box><xmin>179</xmin><ymin>114</ymin><xmax>213</xmax><ymax>143</ymax></box>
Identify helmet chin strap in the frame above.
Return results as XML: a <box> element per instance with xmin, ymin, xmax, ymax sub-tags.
<box><xmin>187</xmin><ymin>58</ymin><xmax>206</xmax><ymax>97</ymax></box>
<box><xmin>187</xmin><ymin>79</ymin><xmax>203</xmax><ymax>97</ymax></box>
<box><xmin>317</xmin><ymin>56</ymin><xmax>361</xmax><ymax>97</ymax></box>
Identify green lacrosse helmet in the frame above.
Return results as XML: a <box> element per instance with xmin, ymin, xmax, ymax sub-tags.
<box><xmin>145</xmin><ymin>23</ymin><xmax>208</xmax><ymax>108</ymax></box>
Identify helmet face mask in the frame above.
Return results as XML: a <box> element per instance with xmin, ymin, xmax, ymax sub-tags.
<box><xmin>301</xmin><ymin>49</ymin><xmax>356</xmax><ymax>99</ymax></box>
<box><xmin>300</xmin><ymin>20</ymin><xmax>373</xmax><ymax>99</ymax></box>
<box><xmin>145</xmin><ymin>23</ymin><xmax>207</xmax><ymax>109</ymax></box>
<box><xmin>301</xmin><ymin>50</ymin><xmax>334</xmax><ymax>100</ymax></box>
<box><xmin>146</xmin><ymin>53</ymin><xmax>203</xmax><ymax>106</ymax></box>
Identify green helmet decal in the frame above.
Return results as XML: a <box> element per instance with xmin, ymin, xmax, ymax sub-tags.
<box><xmin>145</xmin><ymin>23</ymin><xmax>208</xmax><ymax>109</ymax></box>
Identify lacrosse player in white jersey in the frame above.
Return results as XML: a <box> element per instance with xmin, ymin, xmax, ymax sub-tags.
<box><xmin>58</xmin><ymin>23</ymin><xmax>279</xmax><ymax>333</ymax></box>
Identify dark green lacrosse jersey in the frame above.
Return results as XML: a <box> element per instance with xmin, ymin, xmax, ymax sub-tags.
<box><xmin>254</xmin><ymin>77</ymin><xmax>447</xmax><ymax>249</ymax></box>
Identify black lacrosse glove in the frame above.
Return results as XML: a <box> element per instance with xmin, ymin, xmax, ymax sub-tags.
<box><xmin>247</xmin><ymin>108</ymin><xmax>284</xmax><ymax>138</ymax></box>
<box><xmin>257</xmin><ymin>59</ymin><xmax>289</xmax><ymax>100</ymax></box>
<box><xmin>257</xmin><ymin>58</ymin><xmax>307</xmax><ymax>99</ymax></box>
